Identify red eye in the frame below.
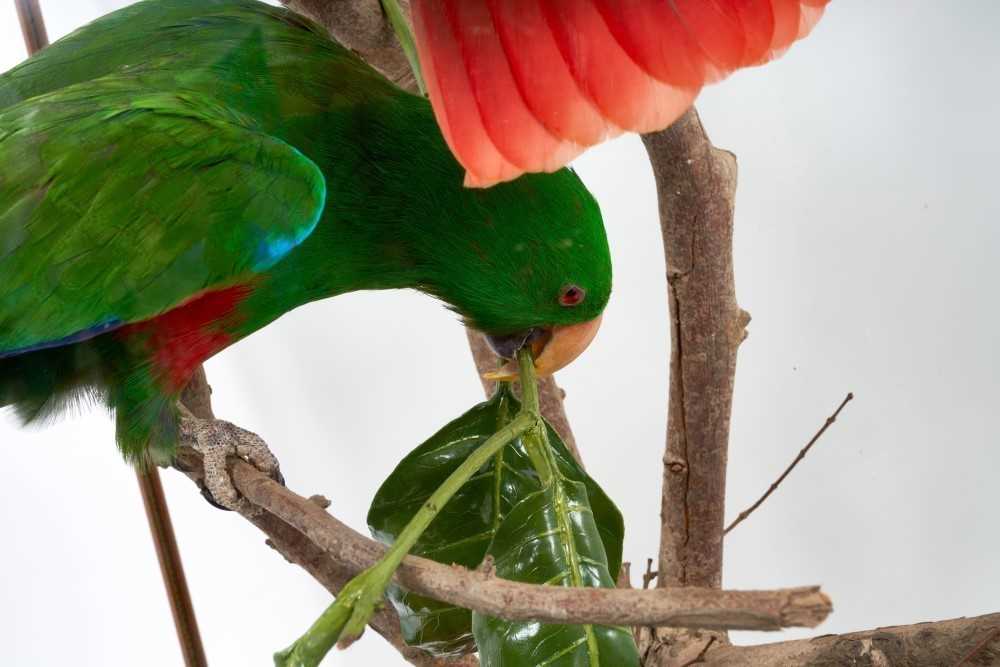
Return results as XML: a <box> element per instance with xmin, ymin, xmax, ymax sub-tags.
<box><xmin>559</xmin><ymin>285</ymin><xmax>586</xmax><ymax>307</ymax></box>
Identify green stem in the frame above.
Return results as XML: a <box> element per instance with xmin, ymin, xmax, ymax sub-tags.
<box><xmin>515</xmin><ymin>356</ymin><xmax>600</xmax><ymax>657</ymax></box>
<box><xmin>517</xmin><ymin>348</ymin><xmax>540</xmax><ymax>415</ymax></box>
<box><xmin>380</xmin><ymin>0</ymin><xmax>426</xmax><ymax>95</ymax></box>
<box><xmin>276</xmin><ymin>409</ymin><xmax>537</xmax><ymax>666</ymax></box>
<box><xmin>517</xmin><ymin>349</ymin><xmax>555</xmax><ymax>486</ymax></box>
<box><xmin>372</xmin><ymin>411</ymin><xmax>535</xmax><ymax>575</ymax></box>
<box><xmin>275</xmin><ymin>597</ymin><xmax>353</xmax><ymax>667</ymax></box>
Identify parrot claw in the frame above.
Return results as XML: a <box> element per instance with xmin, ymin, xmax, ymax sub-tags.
<box><xmin>178</xmin><ymin>415</ymin><xmax>284</xmax><ymax>512</ymax></box>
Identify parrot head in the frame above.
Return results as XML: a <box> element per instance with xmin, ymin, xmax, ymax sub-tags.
<box><xmin>409</xmin><ymin>166</ymin><xmax>611</xmax><ymax>380</ymax></box>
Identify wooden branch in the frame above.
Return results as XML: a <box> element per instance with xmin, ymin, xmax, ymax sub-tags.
<box><xmin>181</xmin><ymin>367</ymin><xmax>826</xmax><ymax>637</ymax></box>
<box><xmin>14</xmin><ymin>0</ymin><xmax>49</xmax><ymax>54</ymax></box>
<box><xmin>724</xmin><ymin>392</ymin><xmax>854</xmax><ymax>535</ymax></box>
<box><xmin>706</xmin><ymin>613</ymin><xmax>1000</xmax><ymax>666</ymax></box>
<box><xmin>636</xmin><ymin>108</ymin><xmax>746</xmax><ymax>665</ymax></box>
<box><xmin>178</xmin><ymin>375</ymin><xmax>475</xmax><ymax>667</ymax></box>
<box><xmin>171</xmin><ymin>446</ymin><xmax>830</xmax><ymax>631</ymax></box>
<box><xmin>282</xmin><ymin>0</ymin><xmax>418</xmax><ymax>93</ymax></box>
<box><xmin>261</xmin><ymin>498</ymin><xmax>477</xmax><ymax>667</ymax></box>
<box><xmin>180</xmin><ymin>366</ymin><xmax>216</xmax><ymax>420</ymax></box>
<box><xmin>642</xmin><ymin>110</ymin><xmax>748</xmax><ymax>590</ymax></box>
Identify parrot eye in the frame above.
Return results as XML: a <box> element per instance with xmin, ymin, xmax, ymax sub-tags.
<box><xmin>559</xmin><ymin>284</ymin><xmax>586</xmax><ymax>307</ymax></box>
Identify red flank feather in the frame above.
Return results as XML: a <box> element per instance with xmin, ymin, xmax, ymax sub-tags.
<box><xmin>117</xmin><ymin>285</ymin><xmax>253</xmax><ymax>391</ymax></box>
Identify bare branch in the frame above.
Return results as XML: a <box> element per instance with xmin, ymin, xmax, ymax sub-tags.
<box><xmin>724</xmin><ymin>392</ymin><xmax>855</xmax><ymax>535</ymax></box>
<box><xmin>180</xmin><ymin>366</ymin><xmax>216</xmax><ymax>420</ymax></box>
<box><xmin>707</xmin><ymin>613</ymin><xmax>1000</xmax><ymax>666</ymax></box>
<box><xmin>618</xmin><ymin>561</ymin><xmax>633</xmax><ymax>589</ymax></box>
<box><xmin>680</xmin><ymin>636</ymin><xmax>717</xmax><ymax>667</ymax></box>
<box><xmin>170</xmin><ymin>448</ymin><xmax>830</xmax><ymax>631</ymax></box>
<box><xmin>282</xmin><ymin>0</ymin><xmax>419</xmax><ymax>94</ymax></box>
<box><xmin>642</xmin><ymin>110</ymin><xmax>748</xmax><ymax>591</ymax></box>
<box><xmin>178</xmin><ymin>375</ymin><xmax>473</xmax><ymax>667</ymax></box>
<box><xmin>643</xmin><ymin>558</ymin><xmax>659</xmax><ymax>590</ymax></box>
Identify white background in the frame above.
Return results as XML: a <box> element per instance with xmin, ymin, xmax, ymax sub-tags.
<box><xmin>2</xmin><ymin>2</ymin><xmax>998</xmax><ymax>665</ymax></box>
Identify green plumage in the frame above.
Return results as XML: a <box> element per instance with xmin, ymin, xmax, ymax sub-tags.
<box><xmin>0</xmin><ymin>81</ymin><xmax>326</xmax><ymax>352</ymax></box>
<box><xmin>0</xmin><ymin>0</ymin><xmax>611</xmax><ymax>461</ymax></box>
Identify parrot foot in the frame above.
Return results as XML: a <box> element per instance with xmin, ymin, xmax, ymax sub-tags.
<box><xmin>178</xmin><ymin>415</ymin><xmax>284</xmax><ymax>512</ymax></box>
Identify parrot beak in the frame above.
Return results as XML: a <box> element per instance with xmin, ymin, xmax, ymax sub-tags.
<box><xmin>481</xmin><ymin>315</ymin><xmax>602</xmax><ymax>381</ymax></box>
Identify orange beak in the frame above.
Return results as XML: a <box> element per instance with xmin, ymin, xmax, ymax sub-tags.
<box><xmin>482</xmin><ymin>315</ymin><xmax>602</xmax><ymax>381</ymax></box>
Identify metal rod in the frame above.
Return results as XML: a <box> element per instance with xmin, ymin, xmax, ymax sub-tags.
<box><xmin>13</xmin><ymin>4</ymin><xmax>208</xmax><ymax>664</ymax></box>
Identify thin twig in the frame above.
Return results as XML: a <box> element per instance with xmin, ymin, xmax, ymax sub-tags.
<box><xmin>724</xmin><ymin>392</ymin><xmax>855</xmax><ymax>536</ymax></box>
<box><xmin>953</xmin><ymin>625</ymin><xmax>1000</xmax><ymax>667</ymax></box>
<box><xmin>643</xmin><ymin>558</ymin><xmax>659</xmax><ymax>590</ymax></box>
<box><xmin>680</xmin><ymin>636</ymin><xmax>718</xmax><ymax>667</ymax></box>
<box><xmin>617</xmin><ymin>561</ymin><xmax>632</xmax><ymax>589</ymax></box>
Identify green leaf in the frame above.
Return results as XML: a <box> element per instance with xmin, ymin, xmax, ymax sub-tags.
<box><xmin>471</xmin><ymin>482</ymin><xmax>639</xmax><ymax>667</ymax></box>
<box><xmin>367</xmin><ymin>385</ymin><xmax>623</xmax><ymax>657</ymax></box>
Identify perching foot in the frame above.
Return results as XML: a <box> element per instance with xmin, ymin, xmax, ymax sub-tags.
<box><xmin>179</xmin><ymin>414</ymin><xmax>284</xmax><ymax>512</ymax></box>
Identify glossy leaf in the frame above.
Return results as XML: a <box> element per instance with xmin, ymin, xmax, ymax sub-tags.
<box><xmin>367</xmin><ymin>385</ymin><xmax>623</xmax><ymax>656</ymax></box>
<box><xmin>471</xmin><ymin>481</ymin><xmax>639</xmax><ymax>667</ymax></box>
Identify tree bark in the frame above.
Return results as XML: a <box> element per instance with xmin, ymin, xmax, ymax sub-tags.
<box><xmin>283</xmin><ymin>0</ymin><xmax>418</xmax><ymax>93</ymax></box>
<box><xmin>708</xmin><ymin>613</ymin><xmax>1000</xmax><ymax>666</ymax></box>
<box><xmin>643</xmin><ymin>110</ymin><xmax>747</xmax><ymax>591</ymax></box>
<box><xmin>636</xmin><ymin>109</ymin><xmax>749</xmax><ymax>666</ymax></box>
<box><xmin>178</xmin><ymin>379</ymin><xmax>475</xmax><ymax>667</ymax></box>
<box><xmin>172</xmin><ymin>437</ymin><xmax>830</xmax><ymax>632</ymax></box>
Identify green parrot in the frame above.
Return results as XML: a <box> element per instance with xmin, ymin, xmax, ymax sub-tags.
<box><xmin>0</xmin><ymin>0</ymin><xmax>611</xmax><ymax>506</ymax></box>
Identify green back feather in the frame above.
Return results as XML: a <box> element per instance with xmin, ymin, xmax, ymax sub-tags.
<box><xmin>0</xmin><ymin>0</ymin><xmax>611</xmax><ymax>345</ymax></box>
<box><xmin>0</xmin><ymin>0</ymin><xmax>611</xmax><ymax>456</ymax></box>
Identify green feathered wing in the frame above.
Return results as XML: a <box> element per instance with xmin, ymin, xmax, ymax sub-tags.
<box><xmin>0</xmin><ymin>77</ymin><xmax>326</xmax><ymax>356</ymax></box>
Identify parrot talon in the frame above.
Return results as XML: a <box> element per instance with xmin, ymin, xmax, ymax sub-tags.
<box><xmin>199</xmin><ymin>485</ymin><xmax>234</xmax><ymax>512</ymax></box>
<box><xmin>178</xmin><ymin>415</ymin><xmax>283</xmax><ymax>512</ymax></box>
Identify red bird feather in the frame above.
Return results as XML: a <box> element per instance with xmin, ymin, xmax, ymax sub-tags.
<box><xmin>115</xmin><ymin>285</ymin><xmax>253</xmax><ymax>391</ymax></box>
<box><xmin>411</xmin><ymin>0</ymin><xmax>829</xmax><ymax>187</ymax></box>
